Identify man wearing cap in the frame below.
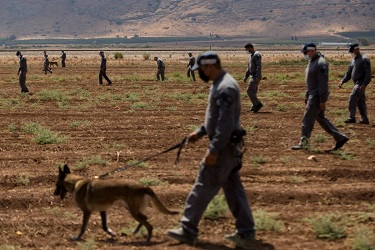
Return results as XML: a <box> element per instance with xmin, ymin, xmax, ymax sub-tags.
<box><xmin>99</xmin><ymin>51</ymin><xmax>112</xmax><ymax>85</ymax></box>
<box><xmin>187</xmin><ymin>52</ymin><xmax>196</xmax><ymax>81</ymax></box>
<box><xmin>154</xmin><ymin>56</ymin><xmax>165</xmax><ymax>81</ymax></box>
<box><xmin>292</xmin><ymin>43</ymin><xmax>349</xmax><ymax>150</ymax></box>
<box><xmin>61</xmin><ymin>50</ymin><xmax>66</xmax><ymax>67</ymax></box>
<box><xmin>339</xmin><ymin>43</ymin><xmax>372</xmax><ymax>124</ymax></box>
<box><xmin>16</xmin><ymin>51</ymin><xmax>30</xmax><ymax>93</ymax></box>
<box><xmin>167</xmin><ymin>51</ymin><xmax>256</xmax><ymax>247</ymax></box>
<box><xmin>244</xmin><ymin>43</ymin><xmax>263</xmax><ymax>112</ymax></box>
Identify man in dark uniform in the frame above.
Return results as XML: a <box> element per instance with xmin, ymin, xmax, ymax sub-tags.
<box><xmin>167</xmin><ymin>51</ymin><xmax>256</xmax><ymax>248</ymax></box>
<box><xmin>154</xmin><ymin>56</ymin><xmax>165</xmax><ymax>81</ymax></box>
<box><xmin>244</xmin><ymin>43</ymin><xmax>263</xmax><ymax>112</ymax></box>
<box><xmin>16</xmin><ymin>51</ymin><xmax>30</xmax><ymax>93</ymax></box>
<box><xmin>43</xmin><ymin>54</ymin><xmax>53</xmax><ymax>74</ymax></box>
<box><xmin>292</xmin><ymin>43</ymin><xmax>349</xmax><ymax>151</ymax></box>
<box><xmin>339</xmin><ymin>43</ymin><xmax>372</xmax><ymax>124</ymax></box>
<box><xmin>99</xmin><ymin>51</ymin><xmax>112</xmax><ymax>85</ymax></box>
<box><xmin>187</xmin><ymin>52</ymin><xmax>196</xmax><ymax>81</ymax></box>
<box><xmin>61</xmin><ymin>50</ymin><xmax>66</xmax><ymax>67</ymax></box>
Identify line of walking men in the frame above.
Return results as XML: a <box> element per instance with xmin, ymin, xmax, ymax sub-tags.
<box><xmin>16</xmin><ymin>44</ymin><xmax>372</xmax><ymax>132</ymax></box>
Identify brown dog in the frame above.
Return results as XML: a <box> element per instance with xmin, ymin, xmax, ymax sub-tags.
<box><xmin>54</xmin><ymin>164</ymin><xmax>178</xmax><ymax>242</ymax></box>
<box><xmin>49</xmin><ymin>61</ymin><xmax>58</xmax><ymax>67</ymax></box>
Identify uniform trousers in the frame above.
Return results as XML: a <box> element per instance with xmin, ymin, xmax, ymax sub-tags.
<box><xmin>19</xmin><ymin>72</ymin><xmax>29</xmax><ymax>93</ymax></box>
<box><xmin>181</xmin><ymin>143</ymin><xmax>255</xmax><ymax>236</ymax></box>
<box><xmin>348</xmin><ymin>84</ymin><xmax>368</xmax><ymax>122</ymax></box>
<box><xmin>157</xmin><ymin>67</ymin><xmax>165</xmax><ymax>81</ymax></box>
<box><xmin>99</xmin><ymin>70</ymin><xmax>111</xmax><ymax>85</ymax></box>
<box><xmin>246</xmin><ymin>77</ymin><xmax>261</xmax><ymax>106</ymax></box>
<box><xmin>301</xmin><ymin>103</ymin><xmax>347</xmax><ymax>142</ymax></box>
<box><xmin>187</xmin><ymin>68</ymin><xmax>196</xmax><ymax>81</ymax></box>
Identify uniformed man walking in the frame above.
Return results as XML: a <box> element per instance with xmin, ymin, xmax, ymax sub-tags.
<box><xmin>187</xmin><ymin>52</ymin><xmax>196</xmax><ymax>81</ymax></box>
<box><xmin>61</xmin><ymin>50</ymin><xmax>66</xmax><ymax>67</ymax></box>
<box><xmin>167</xmin><ymin>51</ymin><xmax>256</xmax><ymax>248</ymax></box>
<box><xmin>154</xmin><ymin>56</ymin><xmax>165</xmax><ymax>81</ymax></box>
<box><xmin>16</xmin><ymin>51</ymin><xmax>30</xmax><ymax>93</ymax></box>
<box><xmin>98</xmin><ymin>51</ymin><xmax>112</xmax><ymax>85</ymax></box>
<box><xmin>43</xmin><ymin>54</ymin><xmax>53</xmax><ymax>74</ymax></box>
<box><xmin>339</xmin><ymin>43</ymin><xmax>372</xmax><ymax>124</ymax></box>
<box><xmin>244</xmin><ymin>43</ymin><xmax>263</xmax><ymax>112</ymax></box>
<box><xmin>292</xmin><ymin>43</ymin><xmax>349</xmax><ymax>151</ymax></box>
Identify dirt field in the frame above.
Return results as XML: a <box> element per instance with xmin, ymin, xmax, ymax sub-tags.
<box><xmin>0</xmin><ymin>49</ymin><xmax>374</xmax><ymax>250</ymax></box>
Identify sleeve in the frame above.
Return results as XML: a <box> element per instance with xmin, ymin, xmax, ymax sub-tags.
<box><xmin>254</xmin><ymin>54</ymin><xmax>262</xmax><ymax>79</ymax></box>
<box><xmin>101</xmin><ymin>58</ymin><xmax>106</xmax><ymax>70</ymax></box>
<box><xmin>341</xmin><ymin>62</ymin><xmax>353</xmax><ymax>84</ymax></box>
<box><xmin>317</xmin><ymin>62</ymin><xmax>329</xmax><ymax>103</ymax></box>
<box><xmin>194</xmin><ymin>125</ymin><xmax>207</xmax><ymax>137</ymax></box>
<box><xmin>244</xmin><ymin>69</ymin><xmax>251</xmax><ymax>81</ymax></box>
<box><xmin>362</xmin><ymin>58</ymin><xmax>372</xmax><ymax>86</ymax></box>
<box><xmin>209</xmin><ymin>88</ymin><xmax>236</xmax><ymax>154</ymax></box>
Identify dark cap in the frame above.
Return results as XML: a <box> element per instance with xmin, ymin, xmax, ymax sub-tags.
<box><xmin>348</xmin><ymin>43</ymin><xmax>359</xmax><ymax>52</ymax></box>
<box><xmin>16</xmin><ymin>51</ymin><xmax>21</xmax><ymax>56</ymax></box>
<box><xmin>244</xmin><ymin>43</ymin><xmax>254</xmax><ymax>49</ymax></box>
<box><xmin>191</xmin><ymin>51</ymin><xmax>220</xmax><ymax>70</ymax></box>
<box><xmin>301</xmin><ymin>42</ymin><xmax>317</xmax><ymax>53</ymax></box>
<box><xmin>99</xmin><ymin>51</ymin><xmax>104</xmax><ymax>55</ymax></box>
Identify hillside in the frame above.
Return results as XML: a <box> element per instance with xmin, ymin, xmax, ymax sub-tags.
<box><xmin>1</xmin><ymin>0</ymin><xmax>374</xmax><ymax>39</ymax></box>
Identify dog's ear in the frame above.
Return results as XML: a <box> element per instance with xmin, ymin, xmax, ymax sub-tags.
<box><xmin>63</xmin><ymin>164</ymin><xmax>71</xmax><ymax>174</ymax></box>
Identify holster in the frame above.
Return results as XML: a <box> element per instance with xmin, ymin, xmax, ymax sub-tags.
<box><xmin>230</xmin><ymin>128</ymin><xmax>247</xmax><ymax>144</ymax></box>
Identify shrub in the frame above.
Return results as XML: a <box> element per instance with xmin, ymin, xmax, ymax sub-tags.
<box><xmin>352</xmin><ymin>226</ymin><xmax>375</xmax><ymax>250</ymax></box>
<box><xmin>75</xmin><ymin>156</ymin><xmax>107</xmax><ymax>169</ymax></box>
<box><xmin>114</xmin><ymin>52</ymin><xmax>123</xmax><ymax>60</ymax></box>
<box><xmin>143</xmin><ymin>52</ymin><xmax>151</xmax><ymax>60</ymax></box>
<box><xmin>140</xmin><ymin>178</ymin><xmax>168</xmax><ymax>186</ymax></box>
<box><xmin>77</xmin><ymin>238</ymin><xmax>97</xmax><ymax>250</ymax></box>
<box><xmin>33</xmin><ymin>127</ymin><xmax>66</xmax><ymax>145</ymax></box>
<box><xmin>204</xmin><ymin>194</ymin><xmax>228</xmax><ymax>220</ymax></box>
<box><xmin>304</xmin><ymin>214</ymin><xmax>346</xmax><ymax>240</ymax></box>
<box><xmin>254</xmin><ymin>210</ymin><xmax>284</xmax><ymax>232</ymax></box>
<box><xmin>21</xmin><ymin>122</ymin><xmax>66</xmax><ymax>145</ymax></box>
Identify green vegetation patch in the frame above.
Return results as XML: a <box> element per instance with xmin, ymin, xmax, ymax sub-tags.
<box><xmin>204</xmin><ymin>194</ymin><xmax>229</xmax><ymax>220</ymax></box>
<box><xmin>304</xmin><ymin>214</ymin><xmax>346</xmax><ymax>240</ymax></box>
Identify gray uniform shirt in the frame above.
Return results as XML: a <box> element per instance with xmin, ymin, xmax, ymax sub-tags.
<box><xmin>44</xmin><ymin>57</ymin><xmax>49</xmax><ymax>69</ymax></box>
<box><xmin>341</xmin><ymin>53</ymin><xmax>372</xmax><ymax>86</ymax></box>
<box><xmin>188</xmin><ymin>56</ymin><xmax>195</xmax><ymax>67</ymax></box>
<box><xmin>305</xmin><ymin>54</ymin><xmax>329</xmax><ymax>105</ymax></box>
<box><xmin>199</xmin><ymin>71</ymin><xmax>241</xmax><ymax>154</ymax></box>
<box><xmin>100</xmin><ymin>56</ymin><xmax>107</xmax><ymax>71</ymax></box>
<box><xmin>18</xmin><ymin>56</ymin><xmax>27</xmax><ymax>74</ymax></box>
<box><xmin>244</xmin><ymin>51</ymin><xmax>262</xmax><ymax>80</ymax></box>
<box><xmin>157</xmin><ymin>58</ymin><xmax>165</xmax><ymax>69</ymax></box>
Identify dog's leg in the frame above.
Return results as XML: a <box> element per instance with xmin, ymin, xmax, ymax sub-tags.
<box><xmin>131</xmin><ymin>212</ymin><xmax>153</xmax><ymax>242</ymax></box>
<box><xmin>100</xmin><ymin>211</ymin><xmax>116</xmax><ymax>237</ymax></box>
<box><xmin>132</xmin><ymin>223</ymin><xmax>142</xmax><ymax>234</ymax></box>
<box><xmin>71</xmin><ymin>211</ymin><xmax>91</xmax><ymax>241</ymax></box>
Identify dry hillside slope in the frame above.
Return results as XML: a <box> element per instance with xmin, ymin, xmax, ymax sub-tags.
<box><xmin>0</xmin><ymin>0</ymin><xmax>374</xmax><ymax>39</ymax></box>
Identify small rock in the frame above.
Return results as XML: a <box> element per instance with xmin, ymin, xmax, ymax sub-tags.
<box><xmin>308</xmin><ymin>155</ymin><xmax>318</xmax><ymax>162</ymax></box>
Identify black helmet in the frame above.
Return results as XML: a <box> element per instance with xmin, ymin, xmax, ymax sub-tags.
<box><xmin>16</xmin><ymin>51</ymin><xmax>21</xmax><ymax>56</ymax></box>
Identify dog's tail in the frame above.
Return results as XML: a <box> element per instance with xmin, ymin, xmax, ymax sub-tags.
<box><xmin>145</xmin><ymin>188</ymin><xmax>179</xmax><ymax>215</ymax></box>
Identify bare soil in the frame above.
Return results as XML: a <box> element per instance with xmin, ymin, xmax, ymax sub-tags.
<box><xmin>0</xmin><ymin>50</ymin><xmax>374</xmax><ymax>250</ymax></box>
